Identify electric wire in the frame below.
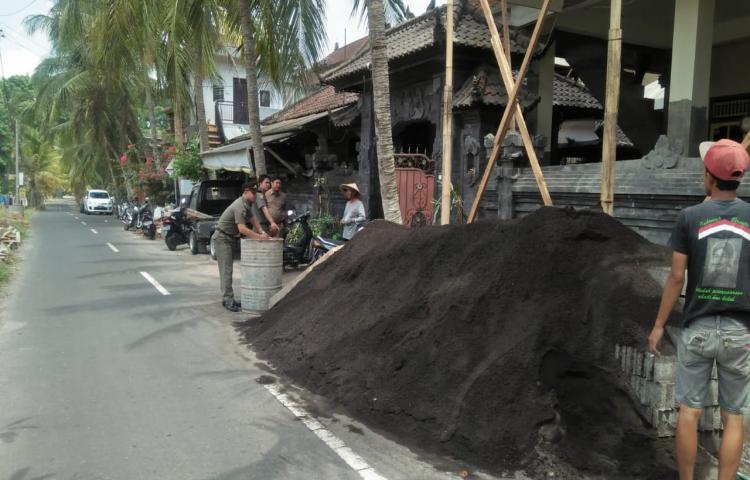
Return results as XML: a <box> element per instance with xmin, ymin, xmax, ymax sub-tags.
<box><xmin>0</xmin><ymin>0</ymin><xmax>40</xmax><ymax>18</ymax></box>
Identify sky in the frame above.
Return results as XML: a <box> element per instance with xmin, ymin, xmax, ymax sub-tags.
<box><xmin>0</xmin><ymin>0</ymin><xmax>446</xmax><ymax>79</ymax></box>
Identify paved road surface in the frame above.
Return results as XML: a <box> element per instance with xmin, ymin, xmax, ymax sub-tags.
<box><xmin>0</xmin><ymin>201</ymin><xmax>493</xmax><ymax>480</ymax></box>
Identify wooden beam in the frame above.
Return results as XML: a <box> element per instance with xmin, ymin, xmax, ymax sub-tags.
<box><xmin>467</xmin><ymin>0</ymin><xmax>552</xmax><ymax>222</ymax></box>
<box><xmin>600</xmin><ymin>0</ymin><xmax>622</xmax><ymax>216</ymax></box>
<box><xmin>441</xmin><ymin>0</ymin><xmax>455</xmax><ymax>225</ymax></box>
<box><xmin>500</xmin><ymin>0</ymin><xmax>515</xmax><ymax>131</ymax></box>
<box><xmin>265</xmin><ymin>146</ymin><xmax>298</xmax><ymax>176</ymax></box>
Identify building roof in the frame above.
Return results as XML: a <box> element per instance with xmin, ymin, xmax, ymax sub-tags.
<box><xmin>323</xmin><ymin>3</ymin><xmax>541</xmax><ymax>83</ymax></box>
<box><xmin>262</xmin><ymin>86</ymin><xmax>359</xmax><ymax>125</ymax></box>
<box><xmin>453</xmin><ymin>67</ymin><xmax>604</xmax><ymax>111</ymax></box>
<box><xmin>319</xmin><ymin>36</ymin><xmax>370</xmax><ymax>69</ymax></box>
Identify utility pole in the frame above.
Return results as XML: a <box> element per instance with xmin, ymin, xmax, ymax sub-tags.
<box><xmin>15</xmin><ymin>119</ymin><xmax>20</xmax><ymax>201</ymax></box>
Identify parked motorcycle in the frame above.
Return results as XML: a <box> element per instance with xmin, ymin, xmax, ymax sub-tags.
<box><xmin>162</xmin><ymin>208</ymin><xmax>190</xmax><ymax>251</ymax></box>
<box><xmin>138</xmin><ymin>201</ymin><xmax>156</xmax><ymax>240</ymax></box>
<box><xmin>282</xmin><ymin>211</ymin><xmax>354</xmax><ymax>268</ymax></box>
<box><xmin>122</xmin><ymin>200</ymin><xmax>139</xmax><ymax>230</ymax></box>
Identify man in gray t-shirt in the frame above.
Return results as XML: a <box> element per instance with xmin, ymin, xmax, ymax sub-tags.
<box><xmin>649</xmin><ymin>139</ymin><xmax>750</xmax><ymax>479</ymax></box>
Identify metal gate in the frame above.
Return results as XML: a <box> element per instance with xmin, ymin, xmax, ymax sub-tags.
<box><xmin>395</xmin><ymin>153</ymin><xmax>435</xmax><ymax>228</ymax></box>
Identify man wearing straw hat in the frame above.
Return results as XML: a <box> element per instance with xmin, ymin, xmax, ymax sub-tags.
<box><xmin>215</xmin><ymin>182</ymin><xmax>270</xmax><ymax>312</ymax></box>
<box><xmin>339</xmin><ymin>183</ymin><xmax>366</xmax><ymax>240</ymax></box>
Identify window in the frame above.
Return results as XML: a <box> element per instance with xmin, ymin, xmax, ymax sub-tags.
<box><xmin>213</xmin><ymin>85</ymin><xmax>224</xmax><ymax>101</ymax></box>
<box><xmin>259</xmin><ymin>90</ymin><xmax>271</xmax><ymax>108</ymax></box>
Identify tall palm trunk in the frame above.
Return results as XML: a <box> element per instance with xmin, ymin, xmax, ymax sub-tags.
<box><xmin>174</xmin><ymin>90</ymin><xmax>185</xmax><ymax>148</ymax></box>
<box><xmin>366</xmin><ymin>0</ymin><xmax>402</xmax><ymax>224</ymax></box>
<box><xmin>142</xmin><ymin>57</ymin><xmax>160</xmax><ymax>162</ymax></box>
<box><xmin>239</xmin><ymin>0</ymin><xmax>266</xmax><ymax>176</ymax></box>
<box><xmin>193</xmin><ymin>64</ymin><xmax>211</xmax><ymax>152</ymax></box>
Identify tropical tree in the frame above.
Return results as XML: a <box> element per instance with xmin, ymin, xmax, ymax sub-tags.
<box><xmin>20</xmin><ymin>125</ymin><xmax>68</xmax><ymax>207</ymax></box>
<box><xmin>231</xmin><ymin>0</ymin><xmax>327</xmax><ymax>176</ymax></box>
<box><xmin>352</xmin><ymin>0</ymin><xmax>408</xmax><ymax>224</ymax></box>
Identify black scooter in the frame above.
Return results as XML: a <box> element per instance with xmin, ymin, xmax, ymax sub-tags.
<box><xmin>162</xmin><ymin>208</ymin><xmax>190</xmax><ymax>251</ymax></box>
<box><xmin>283</xmin><ymin>211</ymin><xmax>347</xmax><ymax>268</ymax></box>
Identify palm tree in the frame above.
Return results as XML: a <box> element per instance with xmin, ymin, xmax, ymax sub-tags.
<box><xmin>232</xmin><ymin>0</ymin><xmax>327</xmax><ymax>176</ymax></box>
<box><xmin>352</xmin><ymin>0</ymin><xmax>408</xmax><ymax>224</ymax></box>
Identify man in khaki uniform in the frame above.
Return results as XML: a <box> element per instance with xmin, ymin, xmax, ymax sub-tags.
<box><xmin>265</xmin><ymin>177</ymin><xmax>288</xmax><ymax>237</ymax></box>
<box><xmin>255</xmin><ymin>174</ymin><xmax>279</xmax><ymax>236</ymax></box>
<box><xmin>215</xmin><ymin>182</ymin><xmax>270</xmax><ymax>312</ymax></box>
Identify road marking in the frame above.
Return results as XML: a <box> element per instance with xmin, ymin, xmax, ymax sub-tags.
<box><xmin>264</xmin><ymin>383</ymin><xmax>387</xmax><ymax>480</ymax></box>
<box><xmin>81</xmin><ymin>221</ymin><xmax>87</xmax><ymax>226</ymax></box>
<box><xmin>74</xmin><ymin>216</ymin><xmax>79</xmax><ymax>220</ymax></box>
<box><xmin>140</xmin><ymin>271</ymin><xmax>170</xmax><ymax>296</ymax></box>
<box><xmin>107</xmin><ymin>243</ymin><xmax>119</xmax><ymax>253</ymax></box>
<box><xmin>90</xmin><ymin>229</ymin><xmax>98</xmax><ymax>234</ymax></box>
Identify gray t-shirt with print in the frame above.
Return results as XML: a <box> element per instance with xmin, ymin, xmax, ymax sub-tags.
<box><xmin>669</xmin><ymin>198</ymin><xmax>750</xmax><ymax>326</ymax></box>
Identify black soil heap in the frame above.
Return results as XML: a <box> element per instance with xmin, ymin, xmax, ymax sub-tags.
<box><xmin>236</xmin><ymin>208</ymin><xmax>677</xmax><ymax>478</ymax></box>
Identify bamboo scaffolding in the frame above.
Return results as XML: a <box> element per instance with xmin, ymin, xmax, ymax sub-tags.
<box><xmin>600</xmin><ymin>0</ymin><xmax>622</xmax><ymax>216</ymax></box>
<box><xmin>441</xmin><ymin>0</ymin><xmax>455</xmax><ymax>225</ymax></box>
<box><xmin>468</xmin><ymin>0</ymin><xmax>552</xmax><ymax>223</ymax></box>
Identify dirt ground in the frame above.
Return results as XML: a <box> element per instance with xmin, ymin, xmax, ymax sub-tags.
<box><xmin>237</xmin><ymin>208</ymin><xmax>680</xmax><ymax>478</ymax></box>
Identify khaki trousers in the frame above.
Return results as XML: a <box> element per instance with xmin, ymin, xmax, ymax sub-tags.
<box><xmin>215</xmin><ymin>232</ymin><xmax>239</xmax><ymax>303</ymax></box>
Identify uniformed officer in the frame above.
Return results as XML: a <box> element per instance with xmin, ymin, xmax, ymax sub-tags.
<box><xmin>215</xmin><ymin>182</ymin><xmax>270</xmax><ymax>312</ymax></box>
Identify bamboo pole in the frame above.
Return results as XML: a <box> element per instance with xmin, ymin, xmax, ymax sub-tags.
<box><xmin>467</xmin><ymin>0</ymin><xmax>552</xmax><ymax>222</ymax></box>
<box><xmin>500</xmin><ymin>0</ymin><xmax>515</xmax><ymax>131</ymax></box>
<box><xmin>600</xmin><ymin>0</ymin><xmax>622</xmax><ymax>216</ymax></box>
<box><xmin>441</xmin><ymin>0</ymin><xmax>455</xmax><ymax>225</ymax></box>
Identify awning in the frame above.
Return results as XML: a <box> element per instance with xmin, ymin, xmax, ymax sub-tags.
<box><xmin>200</xmin><ymin>109</ymin><xmax>344</xmax><ymax>173</ymax></box>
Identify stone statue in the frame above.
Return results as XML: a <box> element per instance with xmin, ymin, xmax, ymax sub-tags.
<box><xmin>642</xmin><ymin>135</ymin><xmax>684</xmax><ymax>169</ymax></box>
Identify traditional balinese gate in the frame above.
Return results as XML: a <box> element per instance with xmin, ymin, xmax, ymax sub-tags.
<box><xmin>395</xmin><ymin>153</ymin><xmax>435</xmax><ymax>228</ymax></box>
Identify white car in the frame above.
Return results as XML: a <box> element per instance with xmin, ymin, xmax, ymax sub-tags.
<box><xmin>82</xmin><ymin>189</ymin><xmax>113</xmax><ymax>215</ymax></box>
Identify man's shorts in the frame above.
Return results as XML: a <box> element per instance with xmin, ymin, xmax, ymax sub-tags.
<box><xmin>676</xmin><ymin>315</ymin><xmax>750</xmax><ymax>414</ymax></box>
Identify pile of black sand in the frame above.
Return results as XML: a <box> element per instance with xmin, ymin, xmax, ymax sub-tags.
<box><xmin>236</xmin><ymin>207</ymin><xmax>678</xmax><ymax>478</ymax></box>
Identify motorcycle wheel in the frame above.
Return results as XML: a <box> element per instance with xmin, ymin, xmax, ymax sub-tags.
<box><xmin>311</xmin><ymin>248</ymin><xmax>325</xmax><ymax>264</ymax></box>
<box><xmin>147</xmin><ymin>225</ymin><xmax>156</xmax><ymax>240</ymax></box>
<box><xmin>123</xmin><ymin>222</ymin><xmax>129</xmax><ymax>231</ymax></box>
<box><xmin>165</xmin><ymin>232</ymin><xmax>179</xmax><ymax>251</ymax></box>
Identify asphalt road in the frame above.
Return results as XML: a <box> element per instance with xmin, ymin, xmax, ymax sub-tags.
<box><xmin>0</xmin><ymin>201</ymin><xmax>493</xmax><ymax>480</ymax></box>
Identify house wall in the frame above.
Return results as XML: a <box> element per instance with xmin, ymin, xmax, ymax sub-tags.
<box><xmin>710</xmin><ymin>39</ymin><xmax>750</xmax><ymax>98</ymax></box>
<box><xmin>199</xmin><ymin>52</ymin><xmax>283</xmax><ymax>125</ymax></box>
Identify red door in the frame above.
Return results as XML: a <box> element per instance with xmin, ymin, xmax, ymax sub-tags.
<box><xmin>396</xmin><ymin>167</ymin><xmax>435</xmax><ymax>228</ymax></box>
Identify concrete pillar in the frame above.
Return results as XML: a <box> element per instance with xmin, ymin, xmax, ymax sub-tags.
<box><xmin>667</xmin><ymin>0</ymin><xmax>715</xmax><ymax>157</ymax></box>
<box><xmin>535</xmin><ymin>42</ymin><xmax>555</xmax><ymax>165</ymax></box>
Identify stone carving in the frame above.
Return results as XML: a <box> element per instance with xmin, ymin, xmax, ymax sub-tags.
<box><xmin>392</xmin><ymin>83</ymin><xmax>437</xmax><ymax>123</ymax></box>
<box><xmin>494</xmin><ymin>131</ymin><xmax>522</xmax><ymax>220</ymax></box>
<box><xmin>642</xmin><ymin>135</ymin><xmax>684</xmax><ymax>170</ymax></box>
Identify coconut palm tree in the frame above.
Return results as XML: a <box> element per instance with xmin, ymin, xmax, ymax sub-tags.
<box><xmin>230</xmin><ymin>0</ymin><xmax>327</xmax><ymax>176</ymax></box>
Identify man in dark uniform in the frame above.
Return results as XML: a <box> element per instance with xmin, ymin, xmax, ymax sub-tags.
<box><xmin>215</xmin><ymin>182</ymin><xmax>270</xmax><ymax>312</ymax></box>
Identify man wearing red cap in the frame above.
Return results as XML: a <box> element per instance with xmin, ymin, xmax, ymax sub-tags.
<box><xmin>649</xmin><ymin>139</ymin><xmax>750</xmax><ymax>480</ymax></box>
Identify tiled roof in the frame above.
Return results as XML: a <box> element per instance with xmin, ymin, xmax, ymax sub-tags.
<box><xmin>453</xmin><ymin>65</ymin><xmax>538</xmax><ymax>109</ymax></box>
<box><xmin>263</xmin><ymin>86</ymin><xmax>359</xmax><ymax>125</ymax></box>
<box><xmin>453</xmin><ymin>67</ymin><xmax>604</xmax><ymax>112</ymax></box>
<box><xmin>323</xmin><ymin>3</ymin><xmax>539</xmax><ymax>83</ymax></box>
<box><xmin>319</xmin><ymin>36</ymin><xmax>370</xmax><ymax>69</ymax></box>
<box><xmin>553</xmin><ymin>74</ymin><xmax>603</xmax><ymax>110</ymax></box>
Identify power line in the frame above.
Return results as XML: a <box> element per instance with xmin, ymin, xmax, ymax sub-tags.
<box><xmin>0</xmin><ymin>28</ymin><xmax>47</xmax><ymax>59</ymax></box>
<box><xmin>0</xmin><ymin>21</ymin><xmax>49</xmax><ymax>53</ymax></box>
<box><xmin>0</xmin><ymin>0</ymin><xmax>40</xmax><ymax>18</ymax></box>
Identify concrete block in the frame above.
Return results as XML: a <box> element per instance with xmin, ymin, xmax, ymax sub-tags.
<box><xmin>647</xmin><ymin>381</ymin><xmax>676</xmax><ymax>410</ymax></box>
<box><xmin>634</xmin><ymin>351</ymin><xmax>644</xmax><ymax>377</ymax></box>
<box><xmin>651</xmin><ymin>408</ymin><xmax>678</xmax><ymax>437</ymax></box>
<box><xmin>704</xmin><ymin>380</ymin><xmax>720</xmax><ymax>406</ymax></box>
<box><xmin>643</xmin><ymin>352</ymin><xmax>655</xmax><ymax>380</ymax></box>
<box><xmin>700</xmin><ymin>406</ymin><xmax>722</xmax><ymax>431</ymax></box>
<box><xmin>615</xmin><ymin>344</ymin><xmax>621</xmax><ymax>361</ymax></box>
<box><xmin>654</xmin><ymin>356</ymin><xmax>677</xmax><ymax>383</ymax></box>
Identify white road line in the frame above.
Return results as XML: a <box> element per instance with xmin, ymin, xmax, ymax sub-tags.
<box><xmin>139</xmin><ymin>271</ymin><xmax>171</xmax><ymax>296</ymax></box>
<box><xmin>74</xmin><ymin>216</ymin><xmax>79</xmax><ymax>220</ymax></box>
<box><xmin>106</xmin><ymin>243</ymin><xmax>119</xmax><ymax>253</ymax></box>
<box><xmin>264</xmin><ymin>383</ymin><xmax>388</xmax><ymax>480</ymax></box>
<box><xmin>90</xmin><ymin>229</ymin><xmax>98</xmax><ymax>234</ymax></box>
<box><xmin>81</xmin><ymin>221</ymin><xmax>87</xmax><ymax>226</ymax></box>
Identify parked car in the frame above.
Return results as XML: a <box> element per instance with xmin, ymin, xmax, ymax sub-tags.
<box><xmin>184</xmin><ymin>180</ymin><xmax>243</xmax><ymax>254</ymax></box>
<box><xmin>81</xmin><ymin>189</ymin><xmax>113</xmax><ymax>215</ymax></box>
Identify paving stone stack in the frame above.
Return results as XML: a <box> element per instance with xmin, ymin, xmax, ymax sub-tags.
<box><xmin>615</xmin><ymin>344</ymin><xmax>722</xmax><ymax>437</ymax></box>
